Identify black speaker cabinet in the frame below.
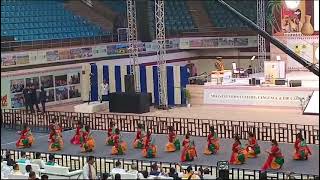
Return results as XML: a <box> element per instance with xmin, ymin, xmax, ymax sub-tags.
<box><xmin>289</xmin><ymin>80</ymin><xmax>302</xmax><ymax>87</ymax></box>
<box><xmin>275</xmin><ymin>79</ymin><xmax>286</xmax><ymax>85</ymax></box>
<box><xmin>255</xmin><ymin>79</ymin><xmax>261</xmax><ymax>85</ymax></box>
<box><xmin>218</xmin><ymin>170</ymin><xmax>229</xmax><ymax>180</ymax></box>
<box><xmin>125</xmin><ymin>75</ymin><xmax>135</xmax><ymax>93</ymax></box>
<box><xmin>249</xmin><ymin>78</ymin><xmax>256</xmax><ymax>85</ymax></box>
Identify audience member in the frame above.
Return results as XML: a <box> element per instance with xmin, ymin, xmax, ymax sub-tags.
<box><xmin>28</xmin><ymin>171</ymin><xmax>36</xmax><ymax>180</ymax></box>
<box><xmin>202</xmin><ymin>168</ymin><xmax>214</xmax><ymax>179</ymax></box>
<box><xmin>46</xmin><ymin>154</ymin><xmax>56</xmax><ymax>166</ymax></box>
<box><xmin>17</xmin><ymin>151</ymin><xmax>30</xmax><ymax>164</ymax></box>
<box><xmin>31</xmin><ymin>152</ymin><xmax>45</xmax><ymax>169</ymax></box>
<box><xmin>83</xmin><ymin>156</ymin><xmax>97</xmax><ymax>180</ymax></box>
<box><xmin>182</xmin><ymin>166</ymin><xmax>200</xmax><ymax>180</ymax></box>
<box><xmin>127</xmin><ymin>163</ymin><xmax>143</xmax><ymax>179</ymax></box>
<box><xmin>40</xmin><ymin>174</ymin><xmax>49</xmax><ymax>180</ymax></box>
<box><xmin>1</xmin><ymin>156</ymin><xmax>12</xmax><ymax>179</ymax></box>
<box><xmin>141</xmin><ymin>170</ymin><xmax>149</xmax><ymax>179</ymax></box>
<box><xmin>25</xmin><ymin>164</ymin><xmax>32</xmax><ymax>176</ymax></box>
<box><xmin>114</xmin><ymin>173</ymin><xmax>121</xmax><ymax>180</ymax></box>
<box><xmin>197</xmin><ymin>167</ymin><xmax>203</xmax><ymax>180</ymax></box>
<box><xmin>100</xmin><ymin>173</ymin><xmax>110</xmax><ymax>180</ymax></box>
<box><xmin>12</xmin><ymin>163</ymin><xmax>23</xmax><ymax>175</ymax></box>
<box><xmin>149</xmin><ymin>163</ymin><xmax>162</xmax><ymax>176</ymax></box>
<box><xmin>111</xmin><ymin>161</ymin><xmax>126</xmax><ymax>174</ymax></box>
<box><xmin>168</xmin><ymin>167</ymin><xmax>182</xmax><ymax>180</ymax></box>
<box><xmin>4</xmin><ymin>152</ymin><xmax>15</xmax><ymax>166</ymax></box>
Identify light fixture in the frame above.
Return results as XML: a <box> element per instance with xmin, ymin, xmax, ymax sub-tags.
<box><xmin>276</xmin><ymin>55</ymin><xmax>281</xmax><ymax>61</ymax></box>
<box><xmin>251</xmin><ymin>56</ymin><xmax>256</xmax><ymax>61</ymax></box>
<box><xmin>315</xmin><ymin>47</ymin><xmax>319</xmax><ymax>61</ymax></box>
<box><xmin>285</xmin><ymin>0</ymin><xmax>300</xmax><ymax>10</ymax></box>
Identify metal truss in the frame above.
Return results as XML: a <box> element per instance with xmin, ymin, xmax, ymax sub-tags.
<box><xmin>126</xmin><ymin>0</ymin><xmax>140</xmax><ymax>92</ymax></box>
<box><xmin>155</xmin><ymin>0</ymin><xmax>167</xmax><ymax>107</ymax></box>
<box><xmin>256</xmin><ymin>0</ymin><xmax>266</xmax><ymax>73</ymax></box>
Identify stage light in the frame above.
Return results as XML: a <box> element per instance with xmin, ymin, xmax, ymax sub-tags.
<box><xmin>251</xmin><ymin>56</ymin><xmax>256</xmax><ymax>61</ymax></box>
<box><xmin>285</xmin><ymin>0</ymin><xmax>300</xmax><ymax>10</ymax></box>
<box><xmin>315</xmin><ymin>47</ymin><xmax>319</xmax><ymax>61</ymax></box>
<box><xmin>276</xmin><ymin>55</ymin><xmax>281</xmax><ymax>61</ymax></box>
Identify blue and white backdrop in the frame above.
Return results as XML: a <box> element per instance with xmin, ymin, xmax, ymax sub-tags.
<box><xmin>81</xmin><ymin>63</ymin><xmax>189</xmax><ymax>106</ymax></box>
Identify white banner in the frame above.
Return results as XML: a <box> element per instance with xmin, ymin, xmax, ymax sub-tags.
<box><xmin>203</xmin><ymin>87</ymin><xmax>313</xmax><ymax>107</ymax></box>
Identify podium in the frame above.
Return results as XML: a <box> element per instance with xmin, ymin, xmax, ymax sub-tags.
<box><xmin>209</xmin><ymin>70</ymin><xmax>232</xmax><ymax>85</ymax></box>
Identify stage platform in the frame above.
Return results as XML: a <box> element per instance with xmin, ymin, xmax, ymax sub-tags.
<box><xmin>74</xmin><ymin>101</ymin><xmax>108</xmax><ymax>113</ymax></box>
<box><xmin>1</xmin><ymin>129</ymin><xmax>319</xmax><ymax>175</ymax></box>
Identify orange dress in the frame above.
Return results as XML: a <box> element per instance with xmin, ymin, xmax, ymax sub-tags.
<box><xmin>111</xmin><ymin>134</ymin><xmax>128</xmax><ymax>155</ymax></box>
<box><xmin>48</xmin><ymin>130</ymin><xmax>64</xmax><ymax>152</ymax></box>
<box><xmin>245</xmin><ymin>137</ymin><xmax>260</xmax><ymax>158</ymax></box>
<box><xmin>165</xmin><ymin>132</ymin><xmax>180</xmax><ymax>152</ymax></box>
<box><xmin>293</xmin><ymin>139</ymin><xmax>311</xmax><ymax>160</ymax></box>
<box><xmin>16</xmin><ymin>128</ymin><xmax>34</xmax><ymax>148</ymax></box>
<box><xmin>229</xmin><ymin>142</ymin><xmax>247</xmax><ymax>165</ymax></box>
<box><xmin>261</xmin><ymin>145</ymin><xmax>284</xmax><ymax>171</ymax></box>
<box><xmin>81</xmin><ymin>130</ymin><xmax>95</xmax><ymax>152</ymax></box>
<box><xmin>204</xmin><ymin>133</ymin><xmax>220</xmax><ymax>155</ymax></box>
<box><xmin>142</xmin><ymin>135</ymin><xmax>157</xmax><ymax>158</ymax></box>
<box><xmin>180</xmin><ymin>139</ymin><xmax>197</xmax><ymax>162</ymax></box>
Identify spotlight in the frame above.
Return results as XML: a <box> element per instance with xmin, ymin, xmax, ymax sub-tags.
<box><xmin>276</xmin><ymin>55</ymin><xmax>281</xmax><ymax>61</ymax></box>
<box><xmin>251</xmin><ymin>56</ymin><xmax>256</xmax><ymax>61</ymax></box>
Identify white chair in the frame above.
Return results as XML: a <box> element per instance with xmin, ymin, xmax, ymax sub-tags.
<box><xmin>42</xmin><ymin>165</ymin><xmax>83</xmax><ymax>179</ymax></box>
<box><xmin>7</xmin><ymin>174</ymin><xmax>28</xmax><ymax>179</ymax></box>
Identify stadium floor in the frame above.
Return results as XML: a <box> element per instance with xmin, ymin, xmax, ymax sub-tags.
<box><xmin>1</xmin><ymin>129</ymin><xmax>319</xmax><ymax>175</ymax></box>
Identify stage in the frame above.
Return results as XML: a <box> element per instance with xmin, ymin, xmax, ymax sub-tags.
<box><xmin>1</xmin><ymin>128</ymin><xmax>318</xmax><ymax>176</ymax></box>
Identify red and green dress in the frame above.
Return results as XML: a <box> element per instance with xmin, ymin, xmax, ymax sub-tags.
<box><xmin>229</xmin><ymin>142</ymin><xmax>247</xmax><ymax>165</ymax></box>
<box><xmin>246</xmin><ymin>137</ymin><xmax>260</xmax><ymax>158</ymax></box>
<box><xmin>142</xmin><ymin>135</ymin><xmax>157</xmax><ymax>158</ymax></box>
<box><xmin>165</xmin><ymin>132</ymin><xmax>180</xmax><ymax>152</ymax></box>
<box><xmin>261</xmin><ymin>145</ymin><xmax>284</xmax><ymax>171</ymax></box>
<box><xmin>111</xmin><ymin>134</ymin><xmax>128</xmax><ymax>155</ymax></box>
<box><xmin>70</xmin><ymin>126</ymin><xmax>82</xmax><ymax>145</ymax></box>
<box><xmin>48</xmin><ymin>130</ymin><xmax>64</xmax><ymax>152</ymax></box>
<box><xmin>204</xmin><ymin>133</ymin><xmax>220</xmax><ymax>155</ymax></box>
<box><xmin>180</xmin><ymin>139</ymin><xmax>197</xmax><ymax>162</ymax></box>
<box><xmin>16</xmin><ymin>128</ymin><xmax>34</xmax><ymax>148</ymax></box>
<box><xmin>80</xmin><ymin>130</ymin><xmax>95</xmax><ymax>152</ymax></box>
<box><xmin>133</xmin><ymin>129</ymin><xmax>144</xmax><ymax>149</ymax></box>
<box><xmin>293</xmin><ymin>139</ymin><xmax>311</xmax><ymax>160</ymax></box>
<box><xmin>106</xmin><ymin>127</ymin><xmax>115</xmax><ymax>145</ymax></box>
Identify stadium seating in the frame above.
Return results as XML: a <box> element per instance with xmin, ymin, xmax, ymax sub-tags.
<box><xmin>1</xmin><ymin>0</ymin><xmax>110</xmax><ymax>41</ymax></box>
<box><xmin>102</xmin><ymin>0</ymin><xmax>127</xmax><ymax>14</ymax></box>
<box><xmin>204</xmin><ymin>0</ymin><xmax>257</xmax><ymax>28</ymax></box>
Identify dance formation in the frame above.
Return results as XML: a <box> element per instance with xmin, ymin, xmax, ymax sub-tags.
<box><xmin>16</xmin><ymin>123</ymin><xmax>312</xmax><ymax>169</ymax></box>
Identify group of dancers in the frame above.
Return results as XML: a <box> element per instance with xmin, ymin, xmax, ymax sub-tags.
<box><xmin>16</xmin><ymin>123</ymin><xmax>312</xmax><ymax>171</ymax></box>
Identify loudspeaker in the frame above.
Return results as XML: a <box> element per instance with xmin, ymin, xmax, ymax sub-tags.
<box><xmin>125</xmin><ymin>75</ymin><xmax>135</xmax><ymax>93</ymax></box>
<box><xmin>275</xmin><ymin>79</ymin><xmax>286</xmax><ymax>85</ymax></box>
<box><xmin>218</xmin><ymin>170</ymin><xmax>229</xmax><ymax>180</ymax></box>
<box><xmin>136</xmin><ymin>0</ymin><xmax>153</xmax><ymax>42</ymax></box>
<box><xmin>255</xmin><ymin>79</ymin><xmax>261</xmax><ymax>85</ymax></box>
<box><xmin>249</xmin><ymin>78</ymin><xmax>256</xmax><ymax>85</ymax></box>
<box><xmin>289</xmin><ymin>80</ymin><xmax>302</xmax><ymax>87</ymax></box>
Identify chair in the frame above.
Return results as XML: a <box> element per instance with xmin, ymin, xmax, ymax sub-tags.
<box><xmin>7</xmin><ymin>174</ymin><xmax>29</xmax><ymax>179</ymax></box>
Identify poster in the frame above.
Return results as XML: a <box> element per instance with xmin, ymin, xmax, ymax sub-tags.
<box><xmin>55</xmin><ymin>87</ymin><xmax>69</xmax><ymax>101</ymax></box>
<box><xmin>55</xmin><ymin>75</ymin><xmax>68</xmax><ymax>87</ymax></box>
<box><xmin>1</xmin><ymin>55</ymin><xmax>16</xmax><ymax>66</ymax></box>
<box><xmin>10</xmin><ymin>79</ymin><xmax>25</xmax><ymax>93</ymax></box>
<box><xmin>15</xmin><ymin>54</ymin><xmax>29</xmax><ymax>65</ymax></box>
<box><xmin>1</xmin><ymin>78</ymin><xmax>11</xmax><ymax>108</ymax></box>
<box><xmin>40</xmin><ymin>75</ymin><xmax>54</xmax><ymax>88</ymax></box>
<box><xmin>58</xmin><ymin>49</ymin><xmax>71</xmax><ymax>60</ymax></box>
<box><xmin>26</xmin><ymin>77</ymin><xmax>40</xmax><ymax>89</ymax></box>
<box><xmin>68</xmin><ymin>72</ymin><xmax>81</xmax><ymax>85</ymax></box>
<box><xmin>10</xmin><ymin>93</ymin><xmax>24</xmax><ymax>108</ymax></box>
<box><xmin>46</xmin><ymin>50</ymin><xmax>59</xmax><ymax>61</ymax></box>
<box><xmin>281</xmin><ymin>2</ymin><xmax>305</xmax><ymax>33</ymax></box>
<box><xmin>70</xmin><ymin>48</ymin><xmax>82</xmax><ymax>59</ymax></box>
<box><xmin>69</xmin><ymin>85</ymin><xmax>81</xmax><ymax>99</ymax></box>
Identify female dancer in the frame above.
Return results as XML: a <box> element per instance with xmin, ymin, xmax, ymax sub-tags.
<box><xmin>106</xmin><ymin>121</ymin><xmax>115</xmax><ymax>145</ymax></box>
<box><xmin>70</xmin><ymin>121</ymin><xmax>83</xmax><ymax>145</ymax></box>
<box><xmin>142</xmin><ymin>131</ymin><xmax>157</xmax><ymax>158</ymax></box>
<box><xmin>16</xmin><ymin>124</ymin><xmax>34</xmax><ymax>148</ymax></box>
<box><xmin>204</xmin><ymin>126</ymin><xmax>220</xmax><ymax>155</ymax></box>
<box><xmin>133</xmin><ymin>123</ymin><xmax>145</xmax><ymax>149</ymax></box>
<box><xmin>261</xmin><ymin>140</ymin><xmax>284</xmax><ymax>171</ymax></box>
<box><xmin>80</xmin><ymin>125</ymin><xmax>96</xmax><ymax>153</ymax></box>
<box><xmin>48</xmin><ymin>125</ymin><xmax>64</xmax><ymax>152</ymax></box>
<box><xmin>245</xmin><ymin>132</ymin><xmax>260</xmax><ymax>158</ymax></box>
<box><xmin>229</xmin><ymin>136</ymin><xmax>247</xmax><ymax>165</ymax></box>
<box><xmin>181</xmin><ymin>133</ymin><xmax>197</xmax><ymax>162</ymax></box>
<box><xmin>165</xmin><ymin>126</ymin><xmax>180</xmax><ymax>152</ymax></box>
<box><xmin>111</xmin><ymin>128</ymin><xmax>128</xmax><ymax>155</ymax></box>
<box><xmin>293</xmin><ymin>133</ymin><xmax>311</xmax><ymax>160</ymax></box>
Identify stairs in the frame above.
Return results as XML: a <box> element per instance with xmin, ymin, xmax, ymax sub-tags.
<box><xmin>186</xmin><ymin>0</ymin><xmax>213</xmax><ymax>31</ymax></box>
<box><xmin>64</xmin><ymin>0</ymin><xmax>115</xmax><ymax>32</ymax></box>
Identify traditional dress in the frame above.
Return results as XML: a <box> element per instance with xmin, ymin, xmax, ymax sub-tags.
<box><xmin>293</xmin><ymin>139</ymin><xmax>312</xmax><ymax>160</ymax></box>
<box><xmin>180</xmin><ymin>138</ymin><xmax>197</xmax><ymax>162</ymax></box>
<box><xmin>245</xmin><ymin>137</ymin><xmax>260</xmax><ymax>158</ymax></box>
<box><xmin>81</xmin><ymin>130</ymin><xmax>96</xmax><ymax>152</ymax></box>
<box><xmin>142</xmin><ymin>135</ymin><xmax>157</xmax><ymax>158</ymax></box>
<box><xmin>133</xmin><ymin>129</ymin><xmax>144</xmax><ymax>149</ymax></box>
<box><xmin>111</xmin><ymin>134</ymin><xmax>128</xmax><ymax>155</ymax></box>
<box><xmin>48</xmin><ymin>130</ymin><xmax>64</xmax><ymax>152</ymax></box>
<box><xmin>165</xmin><ymin>131</ymin><xmax>180</xmax><ymax>152</ymax></box>
<box><xmin>261</xmin><ymin>145</ymin><xmax>284</xmax><ymax>171</ymax></box>
<box><xmin>204</xmin><ymin>132</ymin><xmax>220</xmax><ymax>155</ymax></box>
<box><xmin>229</xmin><ymin>142</ymin><xmax>247</xmax><ymax>165</ymax></box>
<box><xmin>106</xmin><ymin>126</ymin><xmax>115</xmax><ymax>145</ymax></box>
<box><xmin>70</xmin><ymin>126</ymin><xmax>82</xmax><ymax>145</ymax></box>
<box><xmin>16</xmin><ymin>128</ymin><xmax>34</xmax><ymax>148</ymax></box>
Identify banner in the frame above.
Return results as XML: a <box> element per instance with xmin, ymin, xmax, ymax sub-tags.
<box><xmin>203</xmin><ymin>87</ymin><xmax>313</xmax><ymax>107</ymax></box>
<box><xmin>1</xmin><ymin>78</ymin><xmax>11</xmax><ymax>108</ymax></box>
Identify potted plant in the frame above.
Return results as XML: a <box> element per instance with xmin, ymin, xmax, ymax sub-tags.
<box><xmin>266</xmin><ymin>0</ymin><xmax>282</xmax><ymax>34</ymax></box>
<box><xmin>182</xmin><ymin>88</ymin><xmax>191</xmax><ymax>108</ymax></box>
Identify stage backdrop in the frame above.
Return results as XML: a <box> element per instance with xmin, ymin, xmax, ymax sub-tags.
<box><xmin>82</xmin><ymin>63</ymin><xmax>189</xmax><ymax>106</ymax></box>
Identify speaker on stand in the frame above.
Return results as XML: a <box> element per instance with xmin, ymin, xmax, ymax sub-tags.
<box><xmin>125</xmin><ymin>75</ymin><xmax>135</xmax><ymax>93</ymax></box>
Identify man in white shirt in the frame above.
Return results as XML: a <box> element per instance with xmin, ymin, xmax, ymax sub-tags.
<box><xmin>1</xmin><ymin>156</ymin><xmax>12</xmax><ymax>179</ymax></box>
<box><xmin>17</xmin><ymin>151</ymin><xmax>30</xmax><ymax>164</ymax></box>
<box><xmin>100</xmin><ymin>80</ymin><xmax>109</xmax><ymax>102</ymax></box>
<box><xmin>127</xmin><ymin>163</ymin><xmax>143</xmax><ymax>179</ymax></box>
<box><xmin>110</xmin><ymin>161</ymin><xmax>126</xmax><ymax>174</ymax></box>
<box><xmin>12</xmin><ymin>163</ymin><xmax>23</xmax><ymax>175</ymax></box>
<box><xmin>83</xmin><ymin>156</ymin><xmax>97</xmax><ymax>180</ymax></box>
<box><xmin>31</xmin><ymin>153</ymin><xmax>45</xmax><ymax>169</ymax></box>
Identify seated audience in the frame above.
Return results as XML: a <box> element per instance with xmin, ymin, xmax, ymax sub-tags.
<box><xmin>115</xmin><ymin>173</ymin><xmax>121</xmax><ymax>180</ymax></box>
<box><xmin>1</xmin><ymin>156</ymin><xmax>12</xmax><ymax>179</ymax></box>
<box><xmin>25</xmin><ymin>164</ymin><xmax>32</xmax><ymax>176</ymax></box>
<box><xmin>202</xmin><ymin>168</ymin><xmax>214</xmax><ymax>179</ymax></box>
<box><xmin>4</xmin><ymin>152</ymin><xmax>15</xmax><ymax>166</ymax></box>
<box><xmin>17</xmin><ymin>151</ymin><xmax>30</xmax><ymax>164</ymax></box>
<box><xmin>127</xmin><ymin>163</ymin><xmax>143</xmax><ymax>179</ymax></box>
<box><xmin>168</xmin><ymin>167</ymin><xmax>182</xmax><ymax>180</ymax></box>
<box><xmin>28</xmin><ymin>171</ymin><xmax>36</xmax><ymax>180</ymax></box>
<box><xmin>31</xmin><ymin>152</ymin><xmax>45</xmax><ymax>169</ymax></box>
<box><xmin>45</xmin><ymin>154</ymin><xmax>57</xmax><ymax>166</ymax></box>
<box><xmin>182</xmin><ymin>166</ymin><xmax>200</xmax><ymax>180</ymax></box>
<box><xmin>41</xmin><ymin>174</ymin><xmax>49</xmax><ymax>180</ymax></box>
<box><xmin>141</xmin><ymin>170</ymin><xmax>149</xmax><ymax>179</ymax></box>
<box><xmin>111</xmin><ymin>161</ymin><xmax>126</xmax><ymax>174</ymax></box>
<box><xmin>12</xmin><ymin>163</ymin><xmax>23</xmax><ymax>175</ymax></box>
<box><xmin>83</xmin><ymin>156</ymin><xmax>97</xmax><ymax>180</ymax></box>
<box><xmin>149</xmin><ymin>163</ymin><xmax>162</xmax><ymax>176</ymax></box>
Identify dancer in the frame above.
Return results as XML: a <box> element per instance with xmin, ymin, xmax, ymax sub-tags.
<box><xmin>70</xmin><ymin>121</ymin><xmax>83</xmax><ymax>145</ymax></box>
<box><xmin>81</xmin><ymin>125</ymin><xmax>96</xmax><ymax>153</ymax></box>
<box><xmin>229</xmin><ymin>136</ymin><xmax>247</xmax><ymax>165</ymax></box>
<box><xmin>111</xmin><ymin>128</ymin><xmax>128</xmax><ymax>155</ymax></box>
<box><xmin>106</xmin><ymin>121</ymin><xmax>116</xmax><ymax>145</ymax></box>
<box><xmin>165</xmin><ymin>126</ymin><xmax>180</xmax><ymax>152</ymax></box>
<box><xmin>48</xmin><ymin>125</ymin><xmax>64</xmax><ymax>152</ymax></box>
<box><xmin>261</xmin><ymin>140</ymin><xmax>284</xmax><ymax>171</ymax></box>
<box><xmin>245</xmin><ymin>132</ymin><xmax>260</xmax><ymax>158</ymax></box>
<box><xmin>204</xmin><ymin>126</ymin><xmax>220</xmax><ymax>155</ymax></box>
<box><xmin>142</xmin><ymin>131</ymin><xmax>157</xmax><ymax>158</ymax></box>
<box><xmin>181</xmin><ymin>133</ymin><xmax>197</xmax><ymax>162</ymax></box>
<box><xmin>133</xmin><ymin>124</ymin><xmax>145</xmax><ymax>149</ymax></box>
<box><xmin>48</xmin><ymin>120</ymin><xmax>62</xmax><ymax>142</ymax></box>
<box><xmin>16</xmin><ymin>124</ymin><xmax>34</xmax><ymax>148</ymax></box>
<box><xmin>293</xmin><ymin>133</ymin><xmax>311</xmax><ymax>160</ymax></box>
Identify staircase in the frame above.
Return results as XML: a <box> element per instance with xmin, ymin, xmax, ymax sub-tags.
<box><xmin>64</xmin><ymin>0</ymin><xmax>114</xmax><ymax>32</ymax></box>
<box><xmin>186</xmin><ymin>0</ymin><xmax>213</xmax><ymax>31</ymax></box>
